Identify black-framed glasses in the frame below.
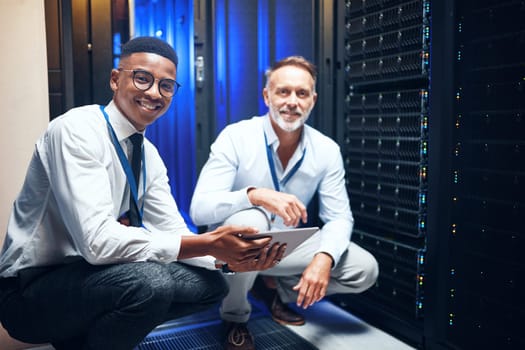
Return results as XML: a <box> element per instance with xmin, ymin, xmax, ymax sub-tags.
<box><xmin>118</xmin><ymin>69</ymin><xmax>181</xmax><ymax>97</ymax></box>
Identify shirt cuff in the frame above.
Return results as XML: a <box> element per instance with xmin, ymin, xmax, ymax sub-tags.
<box><xmin>317</xmin><ymin>236</ymin><xmax>348</xmax><ymax>268</ymax></box>
<box><xmin>244</xmin><ymin>186</ymin><xmax>257</xmax><ymax>207</ymax></box>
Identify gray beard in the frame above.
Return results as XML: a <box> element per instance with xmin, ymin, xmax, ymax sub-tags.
<box><xmin>269</xmin><ymin>108</ymin><xmax>310</xmax><ymax>132</ymax></box>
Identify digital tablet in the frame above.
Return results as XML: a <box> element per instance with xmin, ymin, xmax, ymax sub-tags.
<box><xmin>242</xmin><ymin>227</ymin><xmax>319</xmax><ymax>257</ymax></box>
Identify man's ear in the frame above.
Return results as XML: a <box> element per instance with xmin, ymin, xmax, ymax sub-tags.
<box><xmin>109</xmin><ymin>69</ymin><xmax>120</xmax><ymax>92</ymax></box>
<box><xmin>262</xmin><ymin>88</ymin><xmax>270</xmax><ymax>107</ymax></box>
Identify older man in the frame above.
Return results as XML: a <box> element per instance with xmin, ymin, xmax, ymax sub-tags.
<box><xmin>191</xmin><ymin>56</ymin><xmax>379</xmax><ymax>350</ymax></box>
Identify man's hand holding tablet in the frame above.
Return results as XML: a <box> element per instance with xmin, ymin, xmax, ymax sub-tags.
<box><xmin>224</xmin><ymin>227</ymin><xmax>319</xmax><ymax>273</ymax></box>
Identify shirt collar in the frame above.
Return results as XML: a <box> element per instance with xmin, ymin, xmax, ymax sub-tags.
<box><xmin>104</xmin><ymin>101</ymin><xmax>145</xmax><ymax>142</ymax></box>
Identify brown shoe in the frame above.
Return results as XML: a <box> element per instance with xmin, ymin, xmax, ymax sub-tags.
<box><xmin>251</xmin><ymin>276</ymin><xmax>305</xmax><ymax>326</ymax></box>
<box><xmin>270</xmin><ymin>294</ymin><xmax>306</xmax><ymax>326</ymax></box>
<box><xmin>224</xmin><ymin>322</ymin><xmax>255</xmax><ymax>350</ymax></box>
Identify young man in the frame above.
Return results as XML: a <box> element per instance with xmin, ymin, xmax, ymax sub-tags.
<box><xmin>190</xmin><ymin>56</ymin><xmax>379</xmax><ymax>350</ymax></box>
<box><xmin>0</xmin><ymin>37</ymin><xmax>281</xmax><ymax>350</ymax></box>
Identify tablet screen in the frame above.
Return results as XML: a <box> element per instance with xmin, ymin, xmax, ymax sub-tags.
<box><xmin>243</xmin><ymin>227</ymin><xmax>319</xmax><ymax>257</ymax></box>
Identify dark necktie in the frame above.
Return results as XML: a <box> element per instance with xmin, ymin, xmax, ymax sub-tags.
<box><xmin>128</xmin><ymin>133</ymin><xmax>143</xmax><ymax>227</ymax></box>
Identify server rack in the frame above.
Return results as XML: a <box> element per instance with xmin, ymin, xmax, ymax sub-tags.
<box><xmin>445</xmin><ymin>1</ymin><xmax>524</xmax><ymax>348</ymax></box>
<box><xmin>332</xmin><ymin>0</ymin><xmax>525</xmax><ymax>349</ymax></box>
<box><xmin>332</xmin><ymin>0</ymin><xmax>430</xmax><ymax>346</ymax></box>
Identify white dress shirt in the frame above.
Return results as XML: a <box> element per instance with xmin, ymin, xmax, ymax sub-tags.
<box><xmin>0</xmin><ymin>101</ymin><xmax>212</xmax><ymax>278</ymax></box>
<box><xmin>190</xmin><ymin>114</ymin><xmax>353</xmax><ymax>266</ymax></box>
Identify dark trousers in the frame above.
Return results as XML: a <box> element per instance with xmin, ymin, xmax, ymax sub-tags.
<box><xmin>0</xmin><ymin>260</ymin><xmax>228</xmax><ymax>350</ymax></box>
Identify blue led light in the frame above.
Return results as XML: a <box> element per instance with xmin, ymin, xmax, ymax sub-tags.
<box><xmin>424</xmin><ymin>2</ymin><xmax>430</xmax><ymax>14</ymax></box>
<box><xmin>421</xmin><ymin>141</ymin><xmax>428</xmax><ymax>155</ymax></box>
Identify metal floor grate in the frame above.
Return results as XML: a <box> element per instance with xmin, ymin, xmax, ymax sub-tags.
<box><xmin>136</xmin><ymin>317</ymin><xmax>318</xmax><ymax>350</ymax></box>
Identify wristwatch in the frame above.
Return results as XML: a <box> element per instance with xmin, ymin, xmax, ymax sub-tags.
<box><xmin>215</xmin><ymin>260</ymin><xmax>236</xmax><ymax>275</ymax></box>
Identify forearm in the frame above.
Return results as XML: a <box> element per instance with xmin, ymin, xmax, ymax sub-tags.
<box><xmin>179</xmin><ymin>225</ymin><xmax>269</xmax><ymax>266</ymax></box>
<box><xmin>178</xmin><ymin>234</ymin><xmax>214</xmax><ymax>259</ymax></box>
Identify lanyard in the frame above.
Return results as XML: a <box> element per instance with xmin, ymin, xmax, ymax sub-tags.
<box><xmin>99</xmin><ymin>105</ymin><xmax>146</xmax><ymax>221</ymax></box>
<box><xmin>264</xmin><ymin>132</ymin><xmax>306</xmax><ymax>222</ymax></box>
<box><xmin>264</xmin><ymin>131</ymin><xmax>306</xmax><ymax>192</ymax></box>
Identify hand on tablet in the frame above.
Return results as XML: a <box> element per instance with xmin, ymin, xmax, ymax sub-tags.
<box><xmin>228</xmin><ymin>241</ymin><xmax>287</xmax><ymax>273</ymax></box>
<box><xmin>205</xmin><ymin>225</ymin><xmax>271</xmax><ymax>265</ymax></box>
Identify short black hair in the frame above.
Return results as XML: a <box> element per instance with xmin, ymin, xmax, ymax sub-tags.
<box><xmin>121</xmin><ymin>37</ymin><xmax>178</xmax><ymax>67</ymax></box>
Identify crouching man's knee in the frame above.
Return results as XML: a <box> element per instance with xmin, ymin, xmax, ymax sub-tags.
<box><xmin>360</xmin><ymin>255</ymin><xmax>379</xmax><ymax>292</ymax></box>
<box><xmin>339</xmin><ymin>245</ymin><xmax>379</xmax><ymax>294</ymax></box>
<box><xmin>222</xmin><ymin>208</ymin><xmax>271</xmax><ymax>232</ymax></box>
